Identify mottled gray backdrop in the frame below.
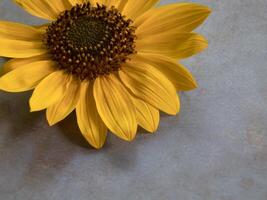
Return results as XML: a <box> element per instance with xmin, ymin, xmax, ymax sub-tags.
<box><xmin>0</xmin><ymin>0</ymin><xmax>267</xmax><ymax>200</ymax></box>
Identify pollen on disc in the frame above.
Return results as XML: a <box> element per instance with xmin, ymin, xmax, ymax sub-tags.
<box><xmin>44</xmin><ymin>3</ymin><xmax>136</xmax><ymax>80</ymax></box>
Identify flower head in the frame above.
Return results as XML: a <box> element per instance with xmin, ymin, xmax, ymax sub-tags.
<box><xmin>0</xmin><ymin>0</ymin><xmax>211</xmax><ymax>149</ymax></box>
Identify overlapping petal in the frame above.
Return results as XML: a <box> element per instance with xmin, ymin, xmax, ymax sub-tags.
<box><xmin>14</xmin><ymin>0</ymin><xmax>72</xmax><ymax>20</ymax></box>
<box><xmin>46</xmin><ymin>76</ymin><xmax>80</xmax><ymax>126</ymax></box>
<box><xmin>120</xmin><ymin>0</ymin><xmax>159</xmax><ymax>20</ymax></box>
<box><xmin>93</xmin><ymin>74</ymin><xmax>137</xmax><ymax>141</ymax></box>
<box><xmin>1</xmin><ymin>55</ymin><xmax>50</xmax><ymax>75</ymax></box>
<box><xmin>0</xmin><ymin>21</ymin><xmax>46</xmax><ymax>58</ymax></box>
<box><xmin>0</xmin><ymin>60</ymin><xmax>55</xmax><ymax>92</ymax></box>
<box><xmin>0</xmin><ymin>39</ymin><xmax>46</xmax><ymax>58</ymax></box>
<box><xmin>30</xmin><ymin>70</ymin><xmax>69</xmax><ymax>112</ymax></box>
<box><xmin>119</xmin><ymin>62</ymin><xmax>180</xmax><ymax>115</ymax></box>
<box><xmin>136</xmin><ymin>32</ymin><xmax>208</xmax><ymax>59</ymax></box>
<box><xmin>0</xmin><ymin>21</ymin><xmax>43</xmax><ymax>41</ymax></box>
<box><xmin>69</xmin><ymin>0</ymin><xmax>158</xmax><ymax>20</ymax></box>
<box><xmin>135</xmin><ymin>3</ymin><xmax>211</xmax><ymax>37</ymax></box>
<box><xmin>133</xmin><ymin>53</ymin><xmax>198</xmax><ymax>91</ymax></box>
<box><xmin>76</xmin><ymin>81</ymin><xmax>107</xmax><ymax>149</ymax></box>
<box><xmin>134</xmin><ymin>98</ymin><xmax>159</xmax><ymax>133</ymax></box>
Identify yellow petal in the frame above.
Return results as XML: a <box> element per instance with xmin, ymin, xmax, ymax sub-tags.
<box><xmin>46</xmin><ymin>76</ymin><xmax>80</xmax><ymax>126</ymax></box>
<box><xmin>93</xmin><ymin>74</ymin><xmax>137</xmax><ymax>141</ymax></box>
<box><xmin>68</xmin><ymin>0</ymin><xmax>78</xmax><ymax>6</ymax></box>
<box><xmin>135</xmin><ymin>3</ymin><xmax>211</xmax><ymax>37</ymax></box>
<box><xmin>98</xmin><ymin>0</ymin><xmax>109</xmax><ymax>5</ymax></box>
<box><xmin>0</xmin><ymin>39</ymin><xmax>47</xmax><ymax>58</ymax></box>
<box><xmin>1</xmin><ymin>54</ymin><xmax>50</xmax><ymax>75</ymax></box>
<box><xmin>14</xmin><ymin>0</ymin><xmax>72</xmax><ymax>20</ymax></box>
<box><xmin>106</xmin><ymin>0</ymin><xmax>125</xmax><ymax>10</ymax></box>
<box><xmin>0</xmin><ymin>21</ymin><xmax>43</xmax><ymax>41</ymax></box>
<box><xmin>119</xmin><ymin>62</ymin><xmax>180</xmax><ymax>115</ymax></box>
<box><xmin>136</xmin><ymin>32</ymin><xmax>208</xmax><ymax>59</ymax></box>
<box><xmin>133</xmin><ymin>53</ymin><xmax>198</xmax><ymax>91</ymax></box>
<box><xmin>69</xmin><ymin>0</ymin><xmax>91</xmax><ymax>6</ymax></box>
<box><xmin>0</xmin><ymin>60</ymin><xmax>55</xmax><ymax>92</ymax></box>
<box><xmin>76</xmin><ymin>81</ymin><xmax>107</xmax><ymax>149</ymax></box>
<box><xmin>121</xmin><ymin>0</ymin><xmax>159</xmax><ymax>20</ymax></box>
<box><xmin>30</xmin><ymin>70</ymin><xmax>69</xmax><ymax>112</ymax></box>
<box><xmin>134</xmin><ymin>98</ymin><xmax>159</xmax><ymax>133</ymax></box>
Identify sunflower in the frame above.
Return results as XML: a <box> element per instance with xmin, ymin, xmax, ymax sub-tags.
<box><xmin>0</xmin><ymin>0</ymin><xmax>211</xmax><ymax>149</ymax></box>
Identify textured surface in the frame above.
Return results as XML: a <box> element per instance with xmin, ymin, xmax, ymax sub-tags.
<box><xmin>1</xmin><ymin>0</ymin><xmax>267</xmax><ymax>200</ymax></box>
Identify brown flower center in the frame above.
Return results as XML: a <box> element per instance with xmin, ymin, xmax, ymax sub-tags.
<box><xmin>44</xmin><ymin>3</ymin><xmax>136</xmax><ymax>80</ymax></box>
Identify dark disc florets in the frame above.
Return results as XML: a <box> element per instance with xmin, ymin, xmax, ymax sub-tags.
<box><xmin>44</xmin><ymin>3</ymin><xmax>136</xmax><ymax>80</ymax></box>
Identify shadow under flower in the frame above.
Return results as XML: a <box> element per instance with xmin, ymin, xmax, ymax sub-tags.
<box><xmin>56</xmin><ymin>112</ymin><xmax>93</xmax><ymax>149</ymax></box>
<box><xmin>0</xmin><ymin>91</ymin><xmax>43</xmax><ymax>144</ymax></box>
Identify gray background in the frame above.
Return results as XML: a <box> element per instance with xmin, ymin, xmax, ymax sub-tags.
<box><xmin>0</xmin><ymin>0</ymin><xmax>267</xmax><ymax>199</ymax></box>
